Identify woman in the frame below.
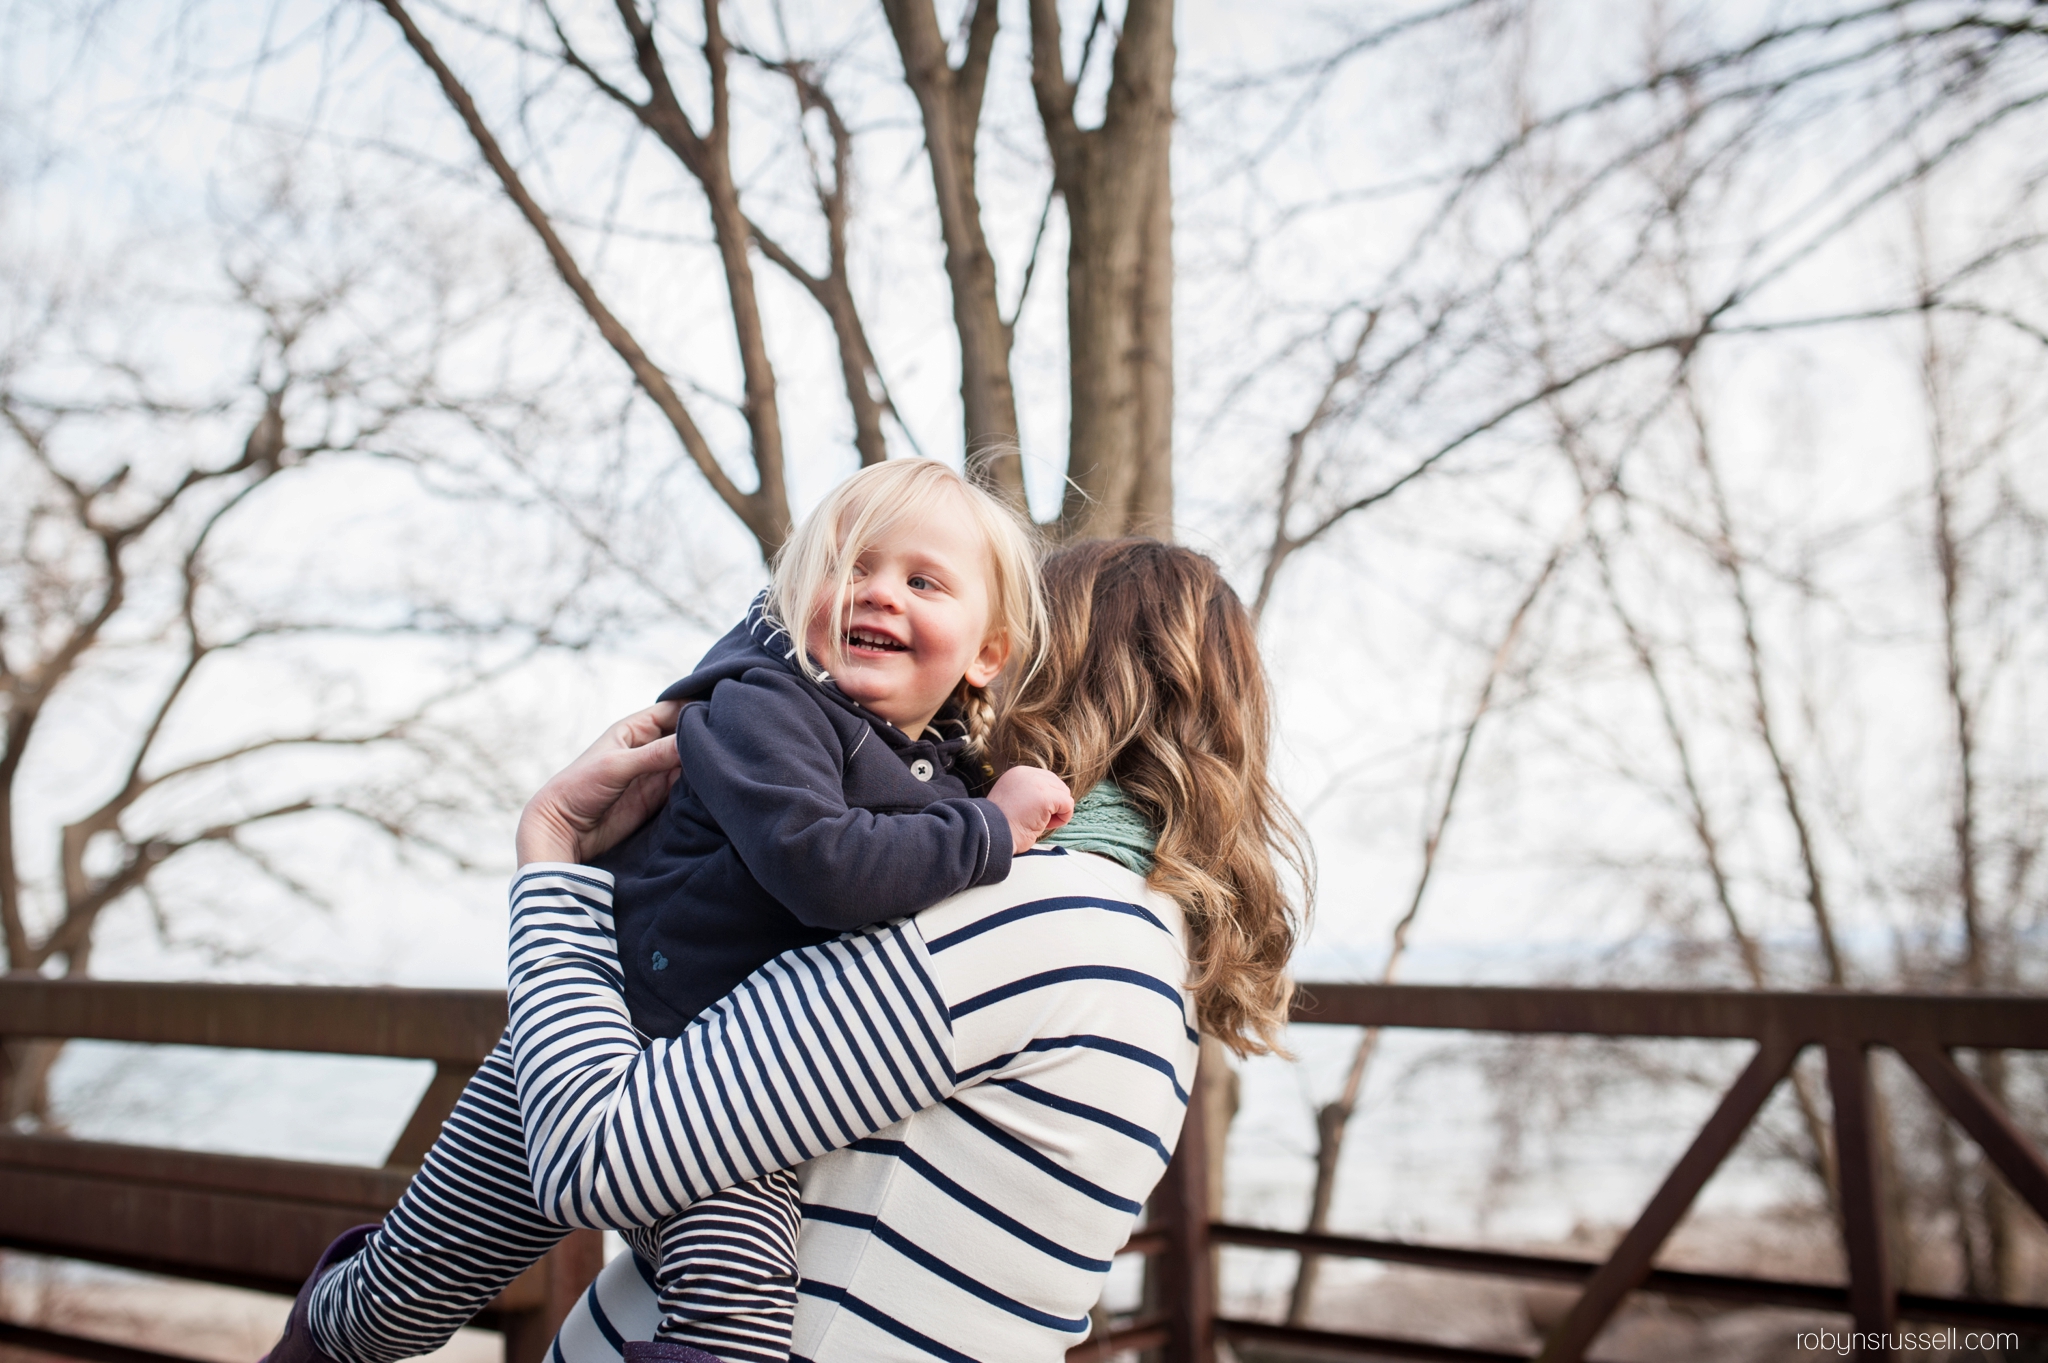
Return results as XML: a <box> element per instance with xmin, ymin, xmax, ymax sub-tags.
<box><xmin>525</xmin><ymin>539</ymin><xmax>1307</xmax><ymax>1360</ymax></box>
<box><xmin>281</xmin><ymin>540</ymin><xmax>1306</xmax><ymax>1363</ymax></box>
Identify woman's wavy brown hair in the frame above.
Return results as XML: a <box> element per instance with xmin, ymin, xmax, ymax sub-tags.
<box><xmin>990</xmin><ymin>539</ymin><xmax>1312</xmax><ymax>1057</ymax></box>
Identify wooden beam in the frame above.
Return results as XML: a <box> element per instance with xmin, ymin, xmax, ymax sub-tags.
<box><xmin>1535</xmin><ymin>1039</ymin><xmax>1797</xmax><ymax>1363</ymax></box>
<box><xmin>1897</xmin><ymin>1044</ymin><xmax>2048</xmax><ymax>1226</ymax></box>
<box><xmin>0</xmin><ymin>979</ymin><xmax>505</xmax><ymax>1062</ymax></box>
<box><xmin>386</xmin><ymin>1060</ymin><xmax>479</xmax><ymax>1168</ymax></box>
<box><xmin>1290</xmin><ymin>982</ymin><xmax>2048</xmax><ymax>1049</ymax></box>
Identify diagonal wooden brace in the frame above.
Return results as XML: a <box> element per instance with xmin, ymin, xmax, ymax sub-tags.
<box><xmin>1535</xmin><ymin>1038</ymin><xmax>1798</xmax><ymax>1363</ymax></box>
<box><xmin>386</xmin><ymin>1059</ymin><xmax>479</xmax><ymax>1168</ymax></box>
<box><xmin>1896</xmin><ymin>1044</ymin><xmax>2048</xmax><ymax>1228</ymax></box>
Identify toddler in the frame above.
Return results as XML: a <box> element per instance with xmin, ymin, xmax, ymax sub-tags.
<box><xmin>268</xmin><ymin>460</ymin><xmax>1071</xmax><ymax>1363</ymax></box>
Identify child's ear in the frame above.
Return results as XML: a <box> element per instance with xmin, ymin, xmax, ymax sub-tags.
<box><xmin>964</xmin><ymin>632</ymin><xmax>1010</xmax><ymax>690</ymax></box>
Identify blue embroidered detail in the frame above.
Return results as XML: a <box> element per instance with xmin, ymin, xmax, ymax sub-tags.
<box><xmin>651</xmin><ymin>950</ymin><xmax>669</xmax><ymax>971</ymax></box>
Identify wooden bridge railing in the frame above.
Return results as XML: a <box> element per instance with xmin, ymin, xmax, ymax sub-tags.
<box><xmin>1076</xmin><ymin>984</ymin><xmax>2048</xmax><ymax>1363</ymax></box>
<box><xmin>4</xmin><ymin>979</ymin><xmax>2045</xmax><ymax>1363</ymax></box>
<box><xmin>0</xmin><ymin>978</ymin><xmax>601</xmax><ymax>1363</ymax></box>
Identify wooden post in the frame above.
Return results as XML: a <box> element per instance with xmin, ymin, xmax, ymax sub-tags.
<box><xmin>1828</xmin><ymin>1043</ymin><xmax>1895</xmax><ymax>1360</ymax></box>
<box><xmin>1154</xmin><ymin>1046</ymin><xmax>1215</xmax><ymax>1363</ymax></box>
<box><xmin>384</xmin><ymin>1060</ymin><xmax>478</xmax><ymax>1168</ymax></box>
<box><xmin>500</xmin><ymin>1230</ymin><xmax>606</xmax><ymax>1363</ymax></box>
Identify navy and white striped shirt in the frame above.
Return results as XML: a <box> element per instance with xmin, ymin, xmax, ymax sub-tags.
<box><xmin>508</xmin><ymin>845</ymin><xmax>1197</xmax><ymax>1361</ymax></box>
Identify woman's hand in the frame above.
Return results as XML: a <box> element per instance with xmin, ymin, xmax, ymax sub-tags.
<box><xmin>516</xmin><ymin>702</ymin><xmax>683</xmax><ymax>867</ymax></box>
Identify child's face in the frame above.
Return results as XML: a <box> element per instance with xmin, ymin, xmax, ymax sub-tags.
<box><xmin>803</xmin><ymin>498</ymin><xmax>1009</xmax><ymax>740</ymax></box>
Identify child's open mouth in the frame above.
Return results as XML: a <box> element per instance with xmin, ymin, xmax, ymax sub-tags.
<box><xmin>846</xmin><ymin>628</ymin><xmax>908</xmax><ymax>652</ymax></box>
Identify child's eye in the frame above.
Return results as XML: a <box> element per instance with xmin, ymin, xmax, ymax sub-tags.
<box><xmin>908</xmin><ymin>574</ymin><xmax>935</xmax><ymax>591</ymax></box>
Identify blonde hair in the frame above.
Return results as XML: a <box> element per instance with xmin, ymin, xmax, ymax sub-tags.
<box><xmin>990</xmin><ymin>539</ymin><xmax>1313</xmax><ymax>1058</ymax></box>
<box><xmin>768</xmin><ymin>460</ymin><xmax>1044</xmax><ymax>754</ymax></box>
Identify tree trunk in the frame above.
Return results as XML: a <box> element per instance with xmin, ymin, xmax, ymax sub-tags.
<box><xmin>0</xmin><ymin>776</ymin><xmax>22</xmax><ymax>970</ymax></box>
<box><xmin>880</xmin><ymin>0</ymin><xmax>1025</xmax><ymax>506</ymax></box>
<box><xmin>1055</xmin><ymin>6</ymin><xmax>1174</xmax><ymax>539</ymax></box>
<box><xmin>1032</xmin><ymin>0</ymin><xmax>1175</xmax><ymax>541</ymax></box>
<box><xmin>0</xmin><ymin>1036</ymin><xmax>63</xmax><ymax>1131</ymax></box>
<box><xmin>1130</xmin><ymin>121</ymin><xmax>1175</xmax><ymax>536</ymax></box>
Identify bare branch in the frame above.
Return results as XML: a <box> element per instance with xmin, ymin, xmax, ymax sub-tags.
<box><xmin>1025</xmin><ymin>0</ymin><xmax>1078</xmax><ymax>148</ymax></box>
<box><xmin>1679</xmin><ymin>369</ymin><xmax>1847</xmax><ymax>985</ymax></box>
<box><xmin>1290</xmin><ymin>503</ymin><xmax>1588</xmax><ymax>1322</ymax></box>
<box><xmin>35</xmin><ymin>799</ymin><xmax>320</xmax><ymax>968</ymax></box>
<box><xmin>371</xmin><ymin>0</ymin><xmax>782</xmax><ymax>554</ymax></box>
<box><xmin>738</xmin><ymin>51</ymin><xmax>891</xmax><ymax>466</ymax></box>
<box><xmin>1252</xmin><ymin>309</ymin><xmax>1377</xmax><ymax>623</ymax></box>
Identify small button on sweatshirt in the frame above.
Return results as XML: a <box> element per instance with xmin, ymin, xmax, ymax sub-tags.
<box><xmin>596</xmin><ymin>596</ymin><xmax>1012</xmax><ymax>1038</ymax></box>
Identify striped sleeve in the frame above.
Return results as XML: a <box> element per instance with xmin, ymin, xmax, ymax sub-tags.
<box><xmin>506</xmin><ymin>866</ymin><xmax>959</xmax><ymax>1232</ymax></box>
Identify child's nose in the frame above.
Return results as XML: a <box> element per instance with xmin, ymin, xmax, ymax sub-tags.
<box><xmin>858</xmin><ymin>574</ymin><xmax>906</xmax><ymax>609</ymax></box>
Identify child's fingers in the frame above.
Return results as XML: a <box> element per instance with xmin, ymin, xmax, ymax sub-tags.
<box><xmin>1044</xmin><ymin>780</ymin><xmax>1075</xmax><ymax>830</ymax></box>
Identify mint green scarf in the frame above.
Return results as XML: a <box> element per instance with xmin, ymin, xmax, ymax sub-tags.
<box><xmin>1043</xmin><ymin>780</ymin><xmax>1156</xmax><ymax>875</ymax></box>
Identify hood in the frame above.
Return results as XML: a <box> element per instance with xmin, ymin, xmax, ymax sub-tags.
<box><xmin>658</xmin><ymin>593</ymin><xmax>804</xmax><ymax>704</ymax></box>
<box><xmin>659</xmin><ymin>593</ymin><xmax>977</xmax><ymax>771</ymax></box>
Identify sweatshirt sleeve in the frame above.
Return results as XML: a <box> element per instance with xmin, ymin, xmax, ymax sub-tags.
<box><xmin>676</xmin><ymin>672</ymin><xmax>1012</xmax><ymax>932</ymax></box>
<box><xmin>507</xmin><ymin>865</ymin><xmax>959</xmax><ymax>1230</ymax></box>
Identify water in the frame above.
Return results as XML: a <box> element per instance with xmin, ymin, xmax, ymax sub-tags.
<box><xmin>48</xmin><ymin>1040</ymin><xmax>437</xmax><ymax>1165</ymax></box>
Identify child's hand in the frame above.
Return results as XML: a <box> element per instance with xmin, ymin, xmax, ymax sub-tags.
<box><xmin>987</xmin><ymin>765</ymin><xmax>1075</xmax><ymax>854</ymax></box>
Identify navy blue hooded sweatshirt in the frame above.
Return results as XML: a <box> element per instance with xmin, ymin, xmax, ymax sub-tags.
<box><xmin>597</xmin><ymin>596</ymin><xmax>1013</xmax><ymax>1038</ymax></box>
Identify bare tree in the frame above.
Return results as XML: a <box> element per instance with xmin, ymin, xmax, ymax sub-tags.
<box><xmin>1908</xmin><ymin>214</ymin><xmax>2043</xmax><ymax>1294</ymax></box>
<box><xmin>1289</xmin><ymin>512</ymin><xmax>1583</xmax><ymax>1322</ymax></box>
<box><xmin>0</xmin><ymin>219</ymin><xmax>582</xmax><ymax>1125</ymax></box>
<box><xmin>14</xmin><ymin>0</ymin><xmax>2046</xmax><ymax>1322</ymax></box>
<box><xmin>364</xmin><ymin>0</ymin><xmax>1176</xmax><ymax>546</ymax></box>
<box><xmin>1235</xmin><ymin>0</ymin><xmax>2048</xmax><ymax>608</ymax></box>
<box><xmin>1221</xmin><ymin>0</ymin><xmax>2048</xmax><ymax>1320</ymax></box>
